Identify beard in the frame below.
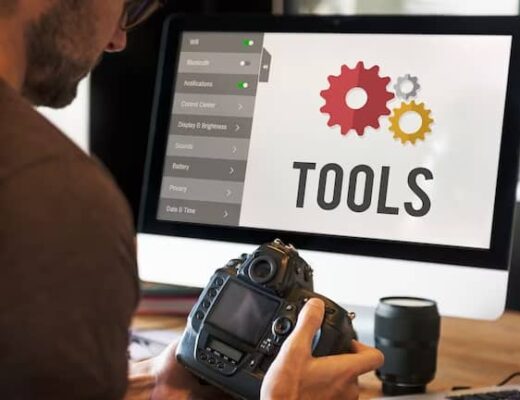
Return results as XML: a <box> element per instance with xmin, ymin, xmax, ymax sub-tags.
<box><xmin>22</xmin><ymin>0</ymin><xmax>98</xmax><ymax>109</ymax></box>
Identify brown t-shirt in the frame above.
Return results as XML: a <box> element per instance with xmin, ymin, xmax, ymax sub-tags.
<box><xmin>0</xmin><ymin>80</ymin><xmax>139</xmax><ymax>399</ymax></box>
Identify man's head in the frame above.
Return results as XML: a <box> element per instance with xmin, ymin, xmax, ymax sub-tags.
<box><xmin>20</xmin><ymin>0</ymin><xmax>127</xmax><ymax>108</ymax></box>
<box><xmin>0</xmin><ymin>0</ymin><xmax>163</xmax><ymax>108</ymax></box>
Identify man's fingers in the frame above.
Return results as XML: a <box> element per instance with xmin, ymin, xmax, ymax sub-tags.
<box><xmin>350</xmin><ymin>340</ymin><xmax>378</xmax><ymax>354</ymax></box>
<box><xmin>292</xmin><ymin>298</ymin><xmax>325</xmax><ymax>344</ymax></box>
<box><xmin>313</xmin><ymin>340</ymin><xmax>384</xmax><ymax>378</ymax></box>
<box><xmin>348</xmin><ymin>340</ymin><xmax>385</xmax><ymax>375</ymax></box>
<box><xmin>282</xmin><ymin>298</ymin><xmax>325</xmax><ymax>354</ymax></box>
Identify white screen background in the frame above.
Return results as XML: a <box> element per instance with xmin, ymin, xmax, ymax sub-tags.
<box><xmin>38</xmin><ymin>77</ymin><xmax>90</xmax><ymax>153</ymax></box>
<box><xmin>239</xmin><ymin>34</ymin><xmax>511</xmax><ymax>249</ymax></box>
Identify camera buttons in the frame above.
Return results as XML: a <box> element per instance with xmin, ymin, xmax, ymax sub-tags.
<box><xmin>285</xmin><ymin>304</ymin><xmax>295</xmax><ymax>311</ymax></box>
<box><xmin>260</xmin><ymin>337</ymin><xmax>275</xmax><ymax>355</ymax></box>
<box><xmin>202</xmin><ymin>300</ymin><xmax>211</xmax><ymax>309</ymax></box>
<box><xmin>208</xmin><ymin>358</ymin><xmax>216</xmax><ymax>365</ymax></box>
<box><xmin>273</xmin><ymin>335</ymin><xmax>284</xmax><ymax>345</ymax></box>
<box><xmin>209</xmin><ymin>288</ymin><xmax>218</xmax><ymax>298</ymax></box>
<box><xmin>325</xmin><ymin>307</ymin><xmax>336</xmax><ymax>315</ymax></box>
<box><xmin>195</xmin><ymin>311</ymin><xmax>204</xmax><ymax>320</ymax></box>
<box><xmin>272</xmin><ymin>317</ymin><xmax>293</xmax><ymax>336</ymax></box>
<box><xmin>215</xmin><ymin>277</ymin><xmax>224</xmax><ymax>286</ymax></box>
<box><xmin>199</xmin><ymin>353</ymin><xmax>208</xmax><ymax>361</ymax></box>
<box><xmin>247</xmin><ymin>354</ymin><xmax>265</xmax><ymax>371</ymax></box>
<box><xmin>225</xmin><ymin>259</ymin><xmax>239</xmax><ymax>268</ymax></box>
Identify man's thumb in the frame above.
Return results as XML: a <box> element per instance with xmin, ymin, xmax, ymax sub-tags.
<box><xmin>286</xmin><ymin>298</ymin><xmax>325</xmax><ymax>349</ymax></box>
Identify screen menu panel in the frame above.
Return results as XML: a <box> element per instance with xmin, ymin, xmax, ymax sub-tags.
<box><xmin>157</xmin><ymin>32</ymin><xmax>511</xmax><ymax>250</ymax></box>
<box><xmin>158</xmin><ymin>33</ymin><xmax>267</xmax><ymax>226</ymax></box>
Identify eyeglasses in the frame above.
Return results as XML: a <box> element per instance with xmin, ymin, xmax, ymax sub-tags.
<box><xmin>121</xmin><ymin>0</ymin><xmax>166</xmax><ymax>31</ymax></box>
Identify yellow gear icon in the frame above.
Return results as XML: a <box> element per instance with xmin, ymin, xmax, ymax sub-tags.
<box><xmin>389</xmin><ymin>101</ymin><xmax>434</xmax><ymax>144</ymax></box>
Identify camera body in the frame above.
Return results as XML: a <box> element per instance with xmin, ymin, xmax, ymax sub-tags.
<box><xmin>176</xmin><ymin>240</ymin><xmax>356</xmax><ymax>400</ymax></box>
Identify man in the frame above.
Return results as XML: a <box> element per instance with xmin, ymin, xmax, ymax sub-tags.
<box><xmin>0</xmin><ymin>1</ymin><xmax>383</xmax><ymax>399</ymax></box>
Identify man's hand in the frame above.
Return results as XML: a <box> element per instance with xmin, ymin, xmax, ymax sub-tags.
<box><xmin>261</xmin><ymin>298</ymin><xmax>384</xmax><ymax>400</ymax></box>
<box><xmin>150</xmin><ymin>342</ymin><xmax>232</xmax><ymax>400</ymax></box>
<box><xmin>126</xmin><ymin>342</ymin><xmax>231</xmax><ymax>400</ymax></box>
<box><xmin>127</xmin><ymin>298</ymin><xmax>382</xmax><ymax>400</ymax></box>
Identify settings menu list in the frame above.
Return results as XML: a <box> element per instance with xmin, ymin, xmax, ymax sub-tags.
<box><xmin>158</xmin><ymin>32</ymin><xmax>269</xmax><ymax>226</ymax></box>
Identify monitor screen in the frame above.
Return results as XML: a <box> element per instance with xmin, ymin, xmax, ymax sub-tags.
<box><xmin>206</xmin><ymin>280</ymin><xmax>280</xmax><ymax>346</ymax></box>
<box><xmin>155</xmin><ymin>31</ymin><xmax>511</xmax><ymax>250</ymax></box>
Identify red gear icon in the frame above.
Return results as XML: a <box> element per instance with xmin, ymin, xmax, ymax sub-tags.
<box><xmin>320</xmin><ymin>62</ymin><xmax>395</xmax><ymax>136</ymax></box>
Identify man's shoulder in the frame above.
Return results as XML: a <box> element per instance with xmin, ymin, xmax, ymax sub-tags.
<box><xmin>0</xmin><ymin>80</ymin><xmax>86</xmax><ymax>182</ymax></box>
<box><xmin>0</xmin><ymin>86</ymin><xmax>138</xmax><ymax>399</ymax></box>
<box><xmin>0</xmin><ymin>145</ymin><xmax>136</xmax><ymax>250</ymax></box>
<box><xmin>0</xmin><ymin>83</ymin><xmax>139</xmax><ymax>322</ymax></box>
<box><xmin>0</xmin><ymin>80</ymin><xmax>136</xmax><ymax>246</ymax></box>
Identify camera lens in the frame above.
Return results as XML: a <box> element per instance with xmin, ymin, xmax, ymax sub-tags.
<box><xmin>375</xmin><ymin>297</ymin><xmax>441</xmax><ymax>396</ymax></box>
<box><xmin>248</xmin><ymin>256</ymin><xmax>277</xmax><ymax>284</ymax></box>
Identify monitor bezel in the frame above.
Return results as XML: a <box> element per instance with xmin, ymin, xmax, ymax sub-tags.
<box><xmin>139</xmin><ymin>15</ymin><xmax>520</xmax><ymax>271</ymax></box>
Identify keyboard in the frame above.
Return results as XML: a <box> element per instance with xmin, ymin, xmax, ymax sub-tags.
<box><xmin>447</xmin><ymin>389</ymin><xmax>520</xmax><ymax>400</ymax></box>
<box><xmin>375</xmin><ymin>385</ymin><xmax>520</xmax><ymax>400</ymax></box>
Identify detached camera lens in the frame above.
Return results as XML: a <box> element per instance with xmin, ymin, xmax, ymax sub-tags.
<box><xmin>248</xmin><ymin>256</ymin><xmax>277</xmax><ymax>284</ymax></box>
<box><xmin>375</xmin><ymin>297</ymin><xmax>441</xmax><ymax>396</ymax></box>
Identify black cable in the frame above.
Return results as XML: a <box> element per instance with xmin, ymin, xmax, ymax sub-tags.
<box><xmin>451</xmin><ymin>386</ymin><xmax>472</xmax><ymax>391</ymax></box>
<box><xmin>497</xmin><ymin>372</ymin><xmax>520</xmax><ymax>386</ymax></box>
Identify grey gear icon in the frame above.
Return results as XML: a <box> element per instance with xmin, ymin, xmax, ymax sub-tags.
<box><xmin>394</xmin><ymin>74</ymin><xmax>420</xmax><ymax>100</ymax></box>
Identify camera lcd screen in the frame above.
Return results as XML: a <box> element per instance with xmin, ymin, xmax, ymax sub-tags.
<box><xmin>207</xmin><ymin>280</ymin><xmax>280</xmax><ymax>346</ymax></box>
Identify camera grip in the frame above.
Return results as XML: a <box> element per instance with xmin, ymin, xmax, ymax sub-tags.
<box><xmin>296</xmin><ymin>291</ymin><xmax>356</xmax><ymax>356</ymax></box>
<box><xmin>312</xmin><ymin>319</ymin><xmax>355</xmax><ymax>356</ymax></box>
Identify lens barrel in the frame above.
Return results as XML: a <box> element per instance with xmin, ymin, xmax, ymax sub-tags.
<box><xmin>375</xmin><ymin>297</ymin><xmax>441</xmax><ymax>396</ymax></box>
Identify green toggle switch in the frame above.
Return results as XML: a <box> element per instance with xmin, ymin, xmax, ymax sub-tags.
<box><xmin>242</xmin><ymin>39</ymin><xmax>255</xmax><ymax>47</ymax></box>
<box><xmin>237</xmin><ymin>81</ymin><xmax>249</xmax><ymax>89</ymax></box>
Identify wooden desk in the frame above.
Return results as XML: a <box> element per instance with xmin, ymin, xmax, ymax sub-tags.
<box><xmin>132</xmin><ymin>311</ymin><xmax>520</xmax><ymax>398</ymax></box>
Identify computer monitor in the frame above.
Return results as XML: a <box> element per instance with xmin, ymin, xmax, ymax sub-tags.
<box><xmin>138</xmin><ymin>15</ymin><xmax>520</xmax><ymax>320</ymax></box>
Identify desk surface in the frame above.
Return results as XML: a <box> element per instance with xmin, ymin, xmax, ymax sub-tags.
<box><xmin>132</xmin><ymin>311</ymin><xmax>520</xmax><ymax>398</ymax></box>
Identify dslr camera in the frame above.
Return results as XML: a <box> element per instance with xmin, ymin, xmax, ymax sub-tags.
<box><xmin>176</xmin><ymin>239</ymin><xmax>357</xmax><ymax>400</ymax></box>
